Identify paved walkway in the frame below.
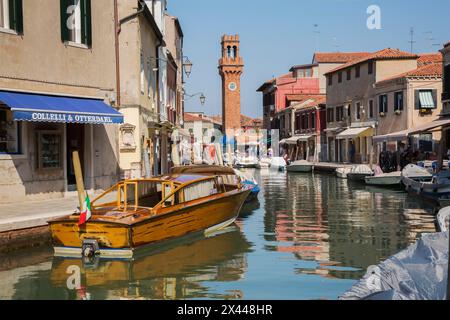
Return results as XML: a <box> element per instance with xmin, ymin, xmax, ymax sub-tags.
<box><xmin>0</xmin><ymin>196</ymin><xmax>79</xmax><ymax>233</ymax></box>
<box><xmin>0</xmin><ymin>189</ymin><xmax>117</xmax><ymax>233</ymax></box>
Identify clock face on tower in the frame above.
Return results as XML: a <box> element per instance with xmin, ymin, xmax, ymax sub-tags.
<box><xmin>228</xmin><ymin>82</ymin><xmax>237</xmax><ymax>91</ymax></box>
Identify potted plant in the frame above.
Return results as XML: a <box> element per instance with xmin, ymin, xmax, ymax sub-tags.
<box><xmin>379</xmin><ymin>112</ymin><xmax>386</xmax><ymax>117</ymax></box>
<box><xmin>395</xmin><ymin>110</ymin><xmax>402</xmax><ymax>115</ymax></box>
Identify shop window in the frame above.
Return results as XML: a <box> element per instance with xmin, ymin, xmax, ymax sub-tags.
<box><xmin>0</xmin><ymin>0</ymin><xmax>23</xmax><ymax>33</ymax></box>
<box><xmin>0</xmin><ymin>107</ymin><xmax>21</xmax><ymax>154</ymax></box>
<box><xmin>60</xmin><ymin>0</ymin><xmax>92</xmax><ymax>46</ymax></box>
<box><xmin>37</xmin><ymin>131</ymin><xmax>62</xmax><ymax>169</ymax></box>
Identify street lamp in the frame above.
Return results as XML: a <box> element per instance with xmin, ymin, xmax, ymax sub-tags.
<box><xmin>200</xmin><ymin>94</ymin><xmax>206</xmax><ymax>105</ymax></box>
<box><xmin>183</xmin><ymin>56</ymin><xmax>193</xmax><ymax>78</ymax></box>
<box><xmin>183</xmin><ymin>91</ymin><xmax>206</xmax><ymax>106</ymax></box>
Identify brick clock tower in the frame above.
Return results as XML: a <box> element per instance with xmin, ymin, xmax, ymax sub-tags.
<box><xmin>219</xmin><ymin>34</ymin><xmax>244</xmax><ymax>134</ymax></box>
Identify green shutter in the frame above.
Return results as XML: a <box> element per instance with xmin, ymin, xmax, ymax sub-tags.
<box><xmin>8</xmin><ymin>0</ymin><xmax>23</xmax><ymax>34</ymax></box>
<box><xmin>414</xmin><ymin>90</ymin><xmax>420</xmax><ymax>109</ymax></box>
<box><xmin>431</xmin><ymin>90</ymin><xmax>437</xmax><ymax>109</ymax></box>
<box><xmin>80</xmin><ymin>0</ymin><xmax>92</xmax><ymax>46</ymax></box>
<box><xmin>60</xmin><ymin>0</ymin><xmax>70</xmax><ymax>42</ymax></box>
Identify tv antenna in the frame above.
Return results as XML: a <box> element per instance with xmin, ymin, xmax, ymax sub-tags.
<box><xmin>424</xmin><ymin>31</ymin><xmax>441</xmax><ymax>50</ymax></box>
<box><xmin>332</xmin><ymin>37</ymin><xmax>340</xmax><ymax>52</ymax></box>
<box><xmin>313</xmin><ymin>24</ymin><xmax>320</xmax><ymax>52</ymax></box>
<box><xmin>408</xmin><ymin>27</ymin><xmax>416</xmax><ymax>53</ymax></box>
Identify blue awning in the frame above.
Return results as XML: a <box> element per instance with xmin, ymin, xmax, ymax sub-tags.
<box><xmin>0</xmin><ymin>91</ymin><xmax>123</xmax><ymax>124</ymax></box>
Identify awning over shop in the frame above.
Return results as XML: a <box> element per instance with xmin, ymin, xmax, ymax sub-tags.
<box><xmin>373</xmin><ymin>129</ymin><xmax>410</xmax><ymax>143</ymax></box>
<box><xmin>0</xmin><ymin>91</ymin><xmax>123</xmax><ymax>124</ymax></box>
<box><xmin>280</xmin><ymin>135</ymin><xmax>315</xmax><ymax>145</ymax></box>
<box><xmin>373</xmin><ymin>119</ymin><xmax>450</xmax><ymax>143</ymax></box>
<box><xmin>336</xmin><ymin>127</ymin><xmax>373</xmax><ymax>140</ymax></box>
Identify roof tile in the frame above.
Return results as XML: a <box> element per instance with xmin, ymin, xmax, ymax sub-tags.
<box><xmin>325</xmin><ymin>48</ymin><xmax>419</xmax><ymax>75</ymax></box>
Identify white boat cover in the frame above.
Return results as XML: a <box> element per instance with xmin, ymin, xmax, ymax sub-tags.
<box><xmin>401</xmin><ymin>164</ymin><xmax>432</xmax><ymax>178</ymax></box>
<box><xmin>340</xmin><ymin>232</ymin><xmax>449</xmax><ymax>300</ymax></box>
<box><xmin>350</xmin><ymin>165</ymin><xmax>373</xmax><ymax>174</ymax></box>
<box><xmin>270</xmin><ymin>157</ymin><xmax>287</xmax><ymax>167</ymax></box>
<box><xmin>437</xmin><ymin>207</ymin><xmax>450</xmax><ymax>232</ymax></box>
<box><xmin>291</xmin><ymin>160</ymin><xmax>312</xmax><ymax>166</ymax></box>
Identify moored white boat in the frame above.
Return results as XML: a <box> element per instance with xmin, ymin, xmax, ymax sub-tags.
<box><xmin>235</xmin><ymin>156</ymin><xmax>259</xmax><ymax>168</ymax></box>
<box><xmin>347</xmin><ymin>165</ymin><xmax>374</xmax><ymax>182</ymax></box>
<box><xmin>336</xmin><ymin>167</ymin><xmax>352</xmax><ymax>179</ymax></box>
<box><xmin>365</xmin><ymin>171</ymin><xmax>402</xmax><ymax>186</ymax></box>
<box><xmin>270</xmin><ymin>157</ymin><xmax>287</xmax><ymax>171</ymax></box>
<box><xmin>402</xmin><ymin>169</ymin><xmax>450</xmax><ymax>201</ymax></box>
<box><xmin>256</xmin><ymin>157</ymin><xmax>271</xmax><ymax>169</ymax></box>
<box><xmin>287</xmin><ymin>160</ymin><xmax>314</xmax><ymax>173</ymax></box>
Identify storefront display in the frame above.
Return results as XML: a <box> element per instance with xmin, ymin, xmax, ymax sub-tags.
<box><xmin>37</xmin><ymin>131</ymin><xmax>62</xmax><ymax>169</ymax></box>
<box><xmin>0</xmin><ymin>107</ymin><xmax>20</xmax><ymax>154</ymax></box>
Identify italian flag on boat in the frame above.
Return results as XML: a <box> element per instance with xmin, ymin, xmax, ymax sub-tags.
<box><xmin>78</xmin><ymin>194</ymin><xmax>92</xmax><ymax>226</ymax></box>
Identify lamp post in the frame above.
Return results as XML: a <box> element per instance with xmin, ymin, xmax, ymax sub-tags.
<box><xmin>183</xmin><ymin>91</ymin><xmax>206</xmax><ymax>106</ymax></box>
<box><xmin>183</xmin><ymin>56</ymin><xmax>193</xmax><ymax>78</ymax></box>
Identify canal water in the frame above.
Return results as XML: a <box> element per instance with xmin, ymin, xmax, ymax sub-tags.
<box><xmin>0</xmin><ymin>170</ymin><xmax>438</xmax><ymax>300</ymax></box>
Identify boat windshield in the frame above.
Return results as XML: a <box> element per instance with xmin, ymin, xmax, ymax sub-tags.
<box><xmin>92</xmin><ymin>180</ymin><xmax>179</xmax><ymax>210</ymax></box>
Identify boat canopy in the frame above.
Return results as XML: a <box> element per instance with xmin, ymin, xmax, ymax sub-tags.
<box><xmin>336</xmin><ymin>127</ymin><xmax>373</xmax><ymax>140</ymax></box>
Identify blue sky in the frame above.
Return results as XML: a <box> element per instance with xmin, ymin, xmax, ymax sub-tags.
<box><xmin>170</xmin><ymin>0</ymin><xmax>450</xmax><ymax>118</ymax></box>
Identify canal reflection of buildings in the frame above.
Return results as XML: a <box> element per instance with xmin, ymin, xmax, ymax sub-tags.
<box><xmin>49</xmin><ymin>226</ymin><xmax>252</xmax><ymax>300</ymax></box>
<box><xmin>265</xmin><ymin>173</ymin><xmax>437</xmax><ymax>280</ymax></box>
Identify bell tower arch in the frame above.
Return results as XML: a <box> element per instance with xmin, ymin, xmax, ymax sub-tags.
<box><xmin>218</xmin><ymin>34</ymin><xmax>244</xmax><ymax>134</ymax></box>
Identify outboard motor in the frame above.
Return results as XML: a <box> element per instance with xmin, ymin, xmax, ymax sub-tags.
<box><xmin>81</xmin><ymin>239</ymin><xmax>100</xmax><ymax>265</ymax></box>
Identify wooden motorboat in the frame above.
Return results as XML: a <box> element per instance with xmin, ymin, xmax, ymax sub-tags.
<box><xmin>171</xmin><ymin>165</ymin><xmax>259</xmax><ymax>203</ymax></box>
<box><xmin>287</xmin><ymin>160</ymin><xmax>314</xmax><ymax>173</ymax></box>
<box><xmin>347</xmin><ymin>165</ymin><xmax>374</xmax><ymax>182</ymax></box>
<box><xmin>49</xmin><ymin>174</ymin><xmax>251</xmax><ymax>259</ymax></box>
<box><xmin>365</xmin><ymin>171</ymin><xmax>402</xmax><ymax>186</ymax></box>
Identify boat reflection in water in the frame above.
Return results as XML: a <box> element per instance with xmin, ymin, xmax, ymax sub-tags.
<box><xmin>50</xmin><ymin>226</ymin><xmax>252</xmax><ymax>300</ymax></box>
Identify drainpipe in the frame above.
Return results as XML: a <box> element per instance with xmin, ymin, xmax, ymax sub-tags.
<box><xmin>114</xmin><ymin>0</ymin><xmax>121</xmax><ymax>108</ymax></box>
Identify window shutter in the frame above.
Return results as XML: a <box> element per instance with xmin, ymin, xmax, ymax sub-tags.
<box><xmin>8</xmin><ymin>0</ymin><xmax>23</xmax><ymax>34</ymax></box>
<box><xmin>431</xmin><ymin>89</ymin><xmax>437</xmax><ymax>108</ymax></box>
<box><xmin>80</xmin><ymin>0</ymin><xmax>92</xmax><ymax>46</ymax></box>
<box><xmin>414</xmin><ymin>90</ymin><xmax>420</xmax><ymax>109</ymax></box>
<box><xmin>60</xmin><ymin>0</ymin><xmax>70</xmax><ymax>42</ymax></box>
<box><xmin>379</xmin><ymin>96</ymin><xmax>383</xmax><ymax>113</ymax></box>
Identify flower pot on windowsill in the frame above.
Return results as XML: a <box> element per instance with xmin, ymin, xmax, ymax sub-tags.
<box><xmin>395</xmin><ymin>110</ymin><xmax>402</xmax><ymax>115</ymax></box>
<box><xmin>379</xmin><ymin>112</ymin><xmax>386</xmax><ymax>117</ymax></box>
